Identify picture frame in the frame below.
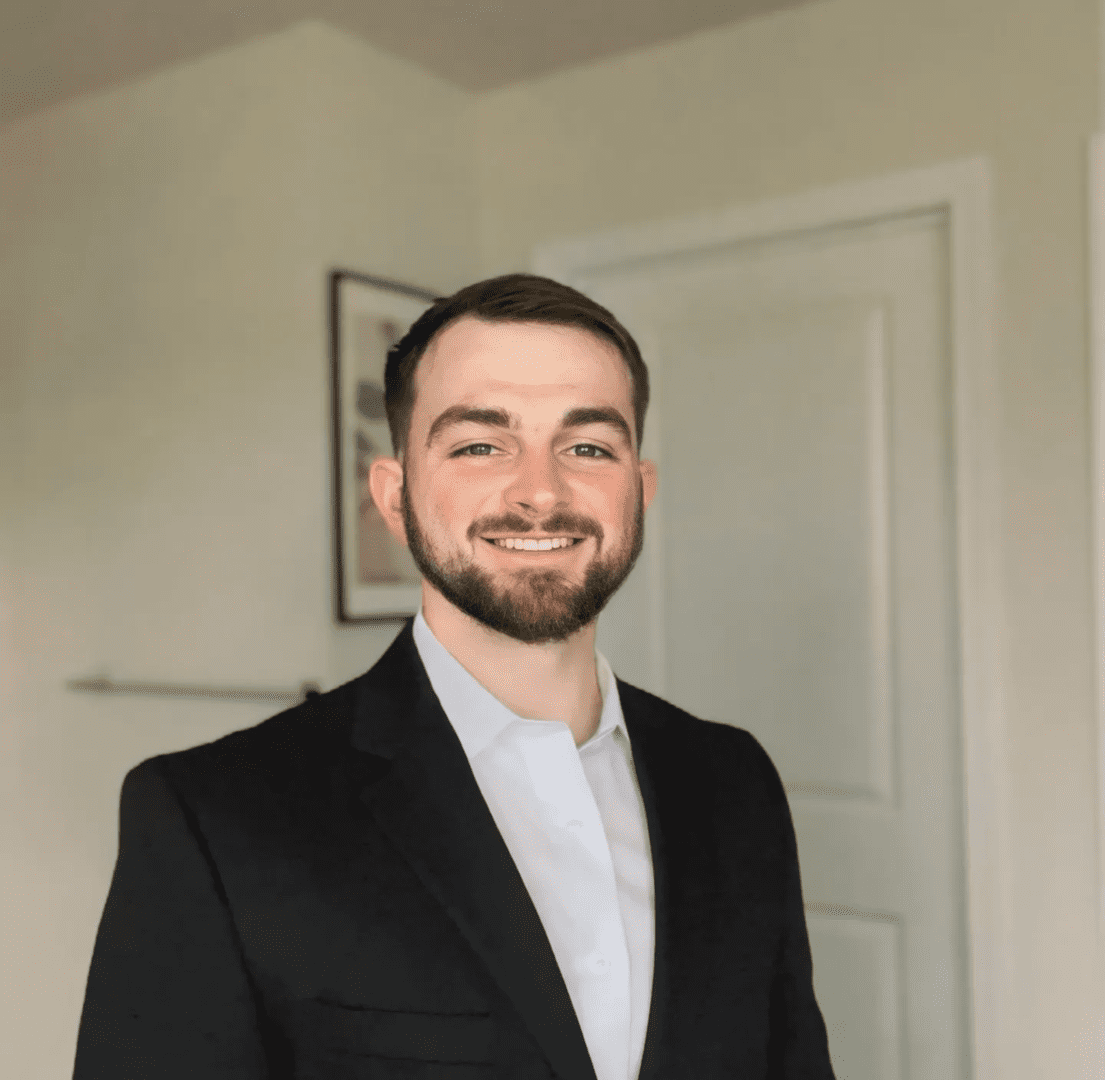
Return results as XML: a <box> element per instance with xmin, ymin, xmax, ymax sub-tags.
<box><xmin>329</xmin><ymin>269</ymin><xmax>441</xmax><ymax>622</ymax></box>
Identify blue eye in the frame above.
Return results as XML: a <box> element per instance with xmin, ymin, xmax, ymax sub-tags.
<box><xmin>454</xmin><ymin>444</ymin><xmax>497</xmax><ymax>457</ymax></box>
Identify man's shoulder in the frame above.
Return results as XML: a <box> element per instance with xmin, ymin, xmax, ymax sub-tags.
<box><xmin>615</xmin><ymin>677</ymin><xmax>784</xmax><ymax>786</ymax></box>
<box><xmin>128</xmin><ymin>672</ymin><xmax>369</xmax><ymax>795</ymax></box>
<box><xmin>615</xmin><ymin>678</ymin><xmax>795</xmax><ymax>840</ymax></box>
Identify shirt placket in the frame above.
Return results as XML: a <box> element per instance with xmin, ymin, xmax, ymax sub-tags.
<box><xmin>516</xmin><ymin>726</ymin><xmax>632</xmax><ymax>1080</ymax></box>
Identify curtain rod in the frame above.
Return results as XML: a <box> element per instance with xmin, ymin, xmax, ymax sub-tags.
<box><xmin>66</xmin><ymin>675</ymin><xmax>321</xmax><ymax>705</ymax></box>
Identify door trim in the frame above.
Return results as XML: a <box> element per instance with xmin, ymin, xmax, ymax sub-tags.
<box><xmin>532</xmin><ymin>157</ymin><xmax>1006</xmax><ymax>1080</ymax></box>
<box><xmin>1089</xmin><ymin>133</ymin><xmax>1105</xmax><ymax>942</ymax></box>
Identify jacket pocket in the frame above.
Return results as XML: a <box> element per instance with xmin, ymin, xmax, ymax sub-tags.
<box><xmin>288</xmin><ymin>998</ymin><xmax>495</xmax><ymax>1071</ymax></box>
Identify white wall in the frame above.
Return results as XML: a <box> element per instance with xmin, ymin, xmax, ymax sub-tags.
<box><xmin>0</xmin><ymin>22</ymin><xmax>478</xmax><ymax>1076</ymax></box>
<box><xmin>472</xmin><ymin>0</ymin><xmax>1104</xmax><ymax>1074</ymax></box>
<box><xmin>2</xmin><ymin>2</ymin><xmax>1103</xmax><ymax>1075</ymax></box>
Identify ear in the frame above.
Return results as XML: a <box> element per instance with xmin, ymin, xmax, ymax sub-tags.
<box><xmin>367</xmin><ymin>456</ymin><xmax>409</xmax><ymax>547</ymax></box>
<box><xmin>639</xmin><ymin>458</ymin><xmax>658</xmax><ymax>511</ymax></box>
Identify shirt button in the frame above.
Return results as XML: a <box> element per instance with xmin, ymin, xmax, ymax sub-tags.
<box><xmin>587</xmin><ymin>953</ymin><xmax>609</xmax><ymax>973</ymax></box>
<box><xmin>566</xmin><ymin>818</ymin><xmax>585</xmax><ymax>828</ymax></box>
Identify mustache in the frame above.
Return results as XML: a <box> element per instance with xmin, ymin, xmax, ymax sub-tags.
<box><xmin>467</xmin><ymin>512</ymin><xmax>604</xmax><ymax>542</ymax></box>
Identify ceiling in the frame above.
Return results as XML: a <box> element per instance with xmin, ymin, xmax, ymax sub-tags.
<box><xmin>0</xmin><ymin>0</ymin><xmax>815</xmax><ymax>130</ymax></box>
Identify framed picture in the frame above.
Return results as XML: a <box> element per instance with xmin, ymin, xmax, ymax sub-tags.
<box><xmin>330</xmin><ymin>270</ymin><xmax>440</xmax><ymax>622</ymax></box>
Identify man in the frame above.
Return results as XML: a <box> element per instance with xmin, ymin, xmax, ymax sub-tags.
<box><xmin>74</xmin><ymin>274</ymin><xmax>835</xmax><ymax>1079</ymax></box>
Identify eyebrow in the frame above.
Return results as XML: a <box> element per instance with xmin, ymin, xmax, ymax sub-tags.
<box><xmin>425</xmin><ymin>404</ymin><xmax>633</xmax><ymax>450</ymax></box>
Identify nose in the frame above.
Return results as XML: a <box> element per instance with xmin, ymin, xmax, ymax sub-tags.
<box><xmin>503</xmin><ymin>447</ymin><xmax>571</xmax><ymax>516</ymax></box>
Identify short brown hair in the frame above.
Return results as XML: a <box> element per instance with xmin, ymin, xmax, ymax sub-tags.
<box><xmin>384</xmin><ymin>273</ymin><xmax>650</xmax><ymax>460</ymax></box>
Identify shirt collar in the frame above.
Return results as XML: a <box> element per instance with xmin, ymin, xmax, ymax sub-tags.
<box><xmin>412</xmin><ymin>609</ymin><xmax>627</xmax><ymax>760</ymax></box>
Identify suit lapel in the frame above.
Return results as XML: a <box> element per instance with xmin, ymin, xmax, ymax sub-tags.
<box><xmin>620</xmin><ymin>680</ymin><xmax>734</xmax><ymax>1080</ymax></box>
<box><xmin>350</xmin><ymin>622</ymin><xmax>597</xmax><ymax>1080</ymax></box>
<box><xmin>620</xmin><ymin>686</ymin><xmax>674</xmax><ymax>1080</ymax></box>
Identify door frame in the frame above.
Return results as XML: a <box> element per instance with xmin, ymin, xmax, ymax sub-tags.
<box><xmin>532</xmin><ymin>157</ymin><xmax>1006</xmax><ymax>1080</ymax></box>
<box><xmin>1089</xmin><ymin>133</ymin><xmax>1105</xmax><ymax>941</ymax></box>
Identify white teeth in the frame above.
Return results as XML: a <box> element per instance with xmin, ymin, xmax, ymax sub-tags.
<box><xmin>493</xmin><ymin>537</ymin><xmax>577</xmax><ymax>550</ymax></box>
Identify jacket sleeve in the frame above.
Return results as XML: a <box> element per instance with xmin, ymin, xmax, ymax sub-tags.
<box><xmin>766</xmin><ymin>786</ymin><xmax>837</xmax><ymax>1079</ymax></box>
<box><xmin>73</xmin><ymin>759</ymin><xmax>271</xmax><ymax>1079</ymax></box>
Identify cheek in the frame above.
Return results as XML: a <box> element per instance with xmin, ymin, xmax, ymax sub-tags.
<box><xmin>585</xmin><ymin>476</ymin><xmax>636</xmax><ymax>529</ymax></box>
<box><xmin>427</xmin><ymin>478</ymin><xmax>487</xmax><ymax>538</ymax></box>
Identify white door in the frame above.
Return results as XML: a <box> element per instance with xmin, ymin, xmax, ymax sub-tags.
<box><xmin>578</xmin><ymin>210</ymin><xmax>970</xmax><ymax>1080</ymax></box>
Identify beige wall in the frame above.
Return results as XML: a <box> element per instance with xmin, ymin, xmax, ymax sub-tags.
<box><xmin>2</xmin><ymin>1</ymin><xmax>1102</xmax><ymax>1074</ymax></box>
<box><xmin>0</xmin><ymin>22</ymin><xmax>478</xmax><ymax>1076</ymax></box>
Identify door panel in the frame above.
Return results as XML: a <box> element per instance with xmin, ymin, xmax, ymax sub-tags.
<box><xmin>807</xmin><ymin>912</ymin><xmax>905</xmax><ymax>1080</ymax></box>
<box><xmin>661</xmin><ymin>300</ymin><xmax>893</xmax><ymax>801</ymax></box>
<box><xmin>586</xmin><ymin>211</ymin><xmax>969</xmax><ymax>1079</ymax></box>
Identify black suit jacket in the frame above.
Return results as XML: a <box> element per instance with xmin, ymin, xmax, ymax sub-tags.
<box><xmin>74</xmin><ymin>620</ymin><xmax>835</xmax><ymax>1079</ymax></box>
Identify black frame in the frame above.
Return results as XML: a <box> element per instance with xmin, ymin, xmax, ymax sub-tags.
<box><xmin>329</xmin><ymin>269</ymin><xmax>440</xmax><ymax>623</ymax></box>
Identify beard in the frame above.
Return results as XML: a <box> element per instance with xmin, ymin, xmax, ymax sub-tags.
<box><xmin>400</xmin><ymin>481</ymin><xmax>645</xmax><ymax>645</ymax></box>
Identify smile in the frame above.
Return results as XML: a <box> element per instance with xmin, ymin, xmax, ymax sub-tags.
<box><xmin>483</xmin><ymin>537</ymin><xmax>583</xmax><ymax>551</ymax></box>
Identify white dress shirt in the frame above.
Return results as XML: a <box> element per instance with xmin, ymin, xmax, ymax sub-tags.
<box><xmin>412</xmin><ymin>612</ymin><xmax>655</xmax><ymax>1080</ymax></box>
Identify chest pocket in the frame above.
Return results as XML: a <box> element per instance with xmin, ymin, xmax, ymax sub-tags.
<box><xmin>289</xmin><ymin>999</ymin><xmax>495</xmax><ymax>1078</ymax></box>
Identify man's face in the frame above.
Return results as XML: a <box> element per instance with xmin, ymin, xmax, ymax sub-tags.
<box><xmin>373</xmin><ymin>316</ymin><xmax>657</xmax><ymax>645</ymax></box>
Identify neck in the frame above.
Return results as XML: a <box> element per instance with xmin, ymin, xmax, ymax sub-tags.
<box><xmin>421</xmin><ymin>586</ymin><xmax>603</xmax><ymax>747</ymax></box>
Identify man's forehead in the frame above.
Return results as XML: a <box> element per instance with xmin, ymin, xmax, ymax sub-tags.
<box><xmin>477</xmin><ymin>377</ymin><xmax>604</xmax><ymax>396</ymax></box>
<box><xmin>412</xmin><ymin>323</ymin><xmax>625</xmax><ymax>423</ymax></box>
<box><xmin>419</xmin><ymin>317</ymin><xmax>627</xmax><ymax>384</ymax></box>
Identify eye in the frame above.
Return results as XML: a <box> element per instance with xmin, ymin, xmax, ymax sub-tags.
<box><xmin>450</xmin><ymin>442</ymin><xmax>614</xmax><ymax>460</ymax></box>
<box><xmin>452</xmin><ymin>443</ymin><xmax>499</xmax><ymax>457</ymax></box>
<box><xmin>568</xmin><ymin>443</ymin><xmax>613</xmax><ymax>459</ymax></box>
